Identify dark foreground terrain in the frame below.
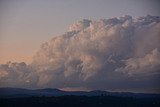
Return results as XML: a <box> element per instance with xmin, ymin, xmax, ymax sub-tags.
<box><xmin>0</xmin><ymin>88</ymin><xmax>160</xmax><ymax>107</ymax></box>
<box><xmin>0</xmin><ymin>95</ymin><xmax>160</xmax><ymax>107</ymax></box>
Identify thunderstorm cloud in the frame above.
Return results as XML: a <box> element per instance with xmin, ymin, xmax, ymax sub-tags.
<box><xmin>0</xmin><ymin>15</ymin><xmax>160</xmax><ymax>92</ymax></box>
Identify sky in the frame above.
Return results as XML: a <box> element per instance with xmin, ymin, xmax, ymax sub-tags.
<box><xmin>0</xmin><ymin>0</ymin><xmax>160</xmax><ymax>64</ymax></box>
<box><xmin>0</xmin><ymin>0</ymin><xmax>160</xmax><ymax>93</ymax></box>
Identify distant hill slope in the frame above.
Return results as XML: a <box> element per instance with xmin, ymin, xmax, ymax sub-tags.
<box><xmin>0</xmin><ymin>88</ymin><xmax>160</xmax><ymax>98</ymax></box>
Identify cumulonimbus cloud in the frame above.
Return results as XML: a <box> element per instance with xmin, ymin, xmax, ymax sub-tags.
<box><xmin>0</xmin><ymin>15</ymin><xmax>160</xmax><ymax>92</ymax></box>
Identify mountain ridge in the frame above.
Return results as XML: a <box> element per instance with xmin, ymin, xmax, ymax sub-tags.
<box><xmin>0</xmin><ymin>87</ymin><xmax>159</xmax><ymax>98</ymax></box>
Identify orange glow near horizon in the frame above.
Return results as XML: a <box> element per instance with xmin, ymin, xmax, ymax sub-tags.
<box><xmin>0</xmin><ymin>53</ymin><xmax>33</xmax><ymax>64</ymax></box>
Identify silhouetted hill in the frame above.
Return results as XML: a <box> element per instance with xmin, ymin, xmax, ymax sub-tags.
<box><xmin>0</xmin><ymin>88</ymin><xmax>160</xmax><ymax>107</ymax></box>
<box><xmin>0</xmin><ymin>87</ymin><xmax>159</xmax><ymax>98</ymax></box>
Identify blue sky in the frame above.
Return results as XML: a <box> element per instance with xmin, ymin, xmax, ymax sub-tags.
<box><xmin>0</xmin><ymin>0</ymin><xmax>160</xmax><ymax>64</ymax></box>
